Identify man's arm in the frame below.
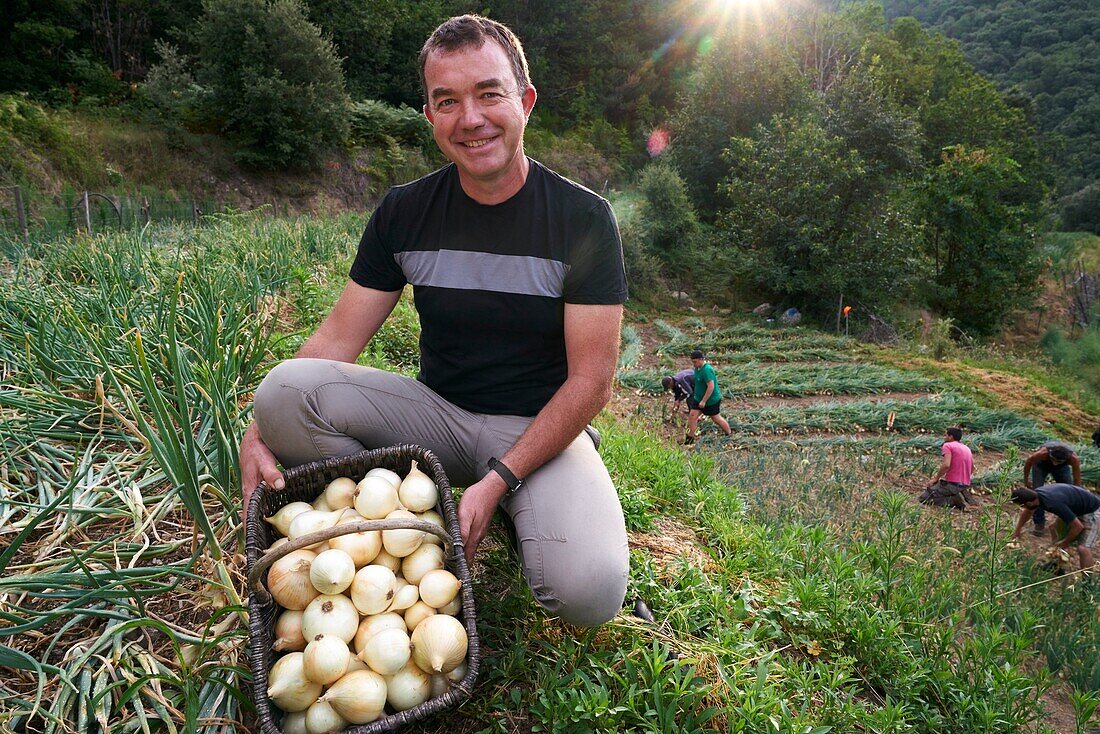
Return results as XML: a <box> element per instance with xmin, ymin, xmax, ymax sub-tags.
<box><xmin>1070</xmin><ymin>455</ymin><xmax>1082</xmax><ymax>486</ymax></box>
<box><xmin>1022</xmin><ymin>451</ymin><xmax>1040</xmax><ymax>487</ymax></box>
<box><xmin>697</xmin><ymin>379</ymin><xmax>716</xmax><ymax>408</ymax></box>
<box><xmin>1011</xmin><ymin>507</ymin><xmax>1035</xmax><ymax>539</ymax></box>
<box><xmin>240</xmin><ymin>282</ymin><xmax>402</xmax><ymax>507</ymax></box>
<box><xmin>1056</xmin><ymin>517</ymin><xmax>1085</xmax><ymax>548</ymax></box>
<box><xmin>457</xmin><ymin>303</ymin><xmax>622</xmax><ymax>565</ymax></box>
<box><xmin>929</xmin><ymin>451</ymin><xmax>952</xmax><ymax>486</ymax></box>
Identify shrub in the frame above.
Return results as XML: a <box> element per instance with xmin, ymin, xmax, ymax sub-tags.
<box><xmin>348</xmin><ymin>100</ymin><xmax>434</xmax><ymax>152</ymax></box>
<box><xmin>193</xmin><ymin>0</ymin><xmax>350</xmax><ymax>169</ymax></box>
<box><xmin>1041</xmin><ymin>324</ymin><xmax>1100</xmax><ymax>392</ymax></box>
<box><xmin>524</xmin><ymin>127</ymin><xmax>614</xmax><ymax>191</ymax></box>
<box><xmin>1059</xmin><ymin>182</ymin><xmax>1100</xmax><ymax>234</ymax></box>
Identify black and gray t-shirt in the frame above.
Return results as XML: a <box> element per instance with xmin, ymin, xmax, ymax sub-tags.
<box><xmin>350</xmin><ymin>160</ymin><xmax>627</xmax><ymax>416</ymax></box>
<box><xmin>1037</xmin><ymin>483</ymin><xmax>1100</xmax><ymax>525</ymax></box>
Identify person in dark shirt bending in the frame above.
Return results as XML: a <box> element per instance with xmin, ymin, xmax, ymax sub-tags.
<box><xmin>1011</xmin><ymin>484</ymin><xmax>1099</xmax><ymax>570</ymax></box>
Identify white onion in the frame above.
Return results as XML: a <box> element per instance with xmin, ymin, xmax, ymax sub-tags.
<box><xmin>387</xmin><ymin>661</ymin><xmax>432</xmax><ymax>711</ymax></box>
<box><xmin>309</xmin><ymin>548</ymin><xmax>355</xmax><ymax>595</ymax></box>
<box><xmin>419</xmin><ymin>569</ymin><xmax>461</xmax><ymax>609</ymax></box>
<box><xmin>416</xmin><ymin>510</ymin><xmax>445</xmax><ymax>546</ymax></box>
<box><xmin>266</xmin><ymin>652</ymin><xmax>322</xmax><ymax>713</ymax></box>
<box><xmin>323</xmin><ymin>477</ymin><xmax>358</xmax><ymax>510</ymax></box>
<box><xmin>328</xmin><ymin>515</ymin><xmax>382</xmax><ymax>568</ymax></box>
<box><xmin>398</xmin><ymin>460</ymin><xmax>439</xmax><ymax>512</ymax></box>
<box><xmin>317</xmin><ymin>670</ymin><xmax>387</xmax><ymax>724</ymax></box>
<box><xmin>303</xmin><ymin>633</ymin><xmax>351</xmax><ymax>685</ymax></box>
<box><xmin>386</xmin><ymin>579</ymin><xmax>420</xmax><ymax>613</ymax></box>
<box><xmin>401</xmin><ymin>544</ymin><xmax>444</xmax><ymax>585</ymax></box>
<box><xmin>359</xmin><ymin>626</ymin><xmax>411</xmax><ymax>676</ymax></box>
<box><xmin>273</xmin><ymin>609</ymin><xmax>306</xmax><ymax>652</ymax></box>
<box><xmin>289</xmin><ymin>509</ymin><xmax>344</xmax><ymax>550</ymax></box>
<box><xmin>350</xmin><ymin>564</ymin><xmax>396</xmax><ymax>616</ymax></box>
<box><xmin>304</xmin><ymin>700</ymin><xmax>347</xmax><ymax>734</ymax></box>
<box><xmin>446</xmin><ymin>660</ymin><xmax>468</xmax><ymax>683</ymax></box>
<box><xmin>437</xmin><ymin>595</ymin><xmax>462</xmax><ymax>616</ymax></box>
<box><xmin>381</xmin><ymin>509</ymin><xmax>423</xmax><ymax>558</ymax></box>
<box><xmin>353</xmin><ymin>612</ymin><xmax>407</xmax><ymax>653</ymax></box>
<box><xmin>265</xmin><ymin>502</ymin><xmax>313</xmax><ymax>537</ymax></box>
<box><xmin>371</xmin><ymin>548</ymin><xmax>401</xmax><ymax>573</ymax></box>
<box><xmin>429</xmin><ymin>673</ymin><xmax>450</xmax><ymax>699</ymax></box>
<box><xmin>267</xmin><ymin>549</ymin><xmax>319</xmax><ymax>611</ymax></box>
<box><xmin>312</xmin><ymin>494</ymin><xmax>332</xmax><ymax>512</ymax></box>
<box><xmin>301</xmin><ymin>594</ymin><xmax>359</xmax><ymax>643</ymax></box>
<box><xmin>403</xmin><ymin>601</ymin><xmax>435</xmax><ymax>633</ymax></box>
<box><xmin>283</xmin><ymin>711</ymin><xmax>308</xmax><ymax>734</ymax></box>
<box><xmin>411</xmin><ymin>614</ymin><xmax>468</xmax><ymax>674</ymax></box>
<box><xmin>354</xmin><ymin>476</ymin><xmax>399</xmax><ymax>519</ymax></box>
<box><xmin>365</xmin><ymin>467</ymin><xmax>402</xmax><ymax>489</ymax></box>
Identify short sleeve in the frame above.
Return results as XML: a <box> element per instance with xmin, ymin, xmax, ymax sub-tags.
<box><xmin>563</xmin><ymin>200</ymin><xmax>628</xmax><ymax>304</ymax></box>
<box><xmin>941</xmin><ymin>444</ymin><xmax>950</xmax><ymax>457</ymax></box>
<box><xmin>349</xmin><ymin>194</ymin><xmax>407</xmax><ymax>291</ymax></box>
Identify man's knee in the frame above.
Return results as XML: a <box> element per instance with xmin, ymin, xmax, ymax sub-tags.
<box><xmin>532</xmin><ymin>553</ymin><xmax>629</xmax><ymax>627</ymax></box>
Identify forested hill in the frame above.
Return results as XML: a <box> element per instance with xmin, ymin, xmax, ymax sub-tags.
<box><xmin>879</xmin><ymin>0</ymin><xmax>1100</xmax><ymax>200</ymax></box>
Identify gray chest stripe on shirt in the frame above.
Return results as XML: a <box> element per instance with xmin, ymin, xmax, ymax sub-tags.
<box><xmin>394</xmin><ymin>249</ymin><xmax>569</xmax><ymax>297</ymax></box>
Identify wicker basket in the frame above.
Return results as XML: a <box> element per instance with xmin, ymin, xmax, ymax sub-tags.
<box><xmin>245</xmin><ymin>444</ymin><xmax>479</xmax><ymax>733</ymax></box>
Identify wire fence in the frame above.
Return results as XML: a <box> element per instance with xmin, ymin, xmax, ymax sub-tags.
<box><xmin>0</xmin><ymin>185</ymin><xmax>282</xmax><ymax>246</ymax></box>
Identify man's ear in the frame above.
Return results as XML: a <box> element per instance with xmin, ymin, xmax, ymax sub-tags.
<box><xmin>521</xmin><ymin>85</ymin><xmax>537</xmax><ymax>120</ymax></box>
<box><xmin>423</xmin><ymin>103</ymin><xmax>434</xmax><ymax>126</ymax></box>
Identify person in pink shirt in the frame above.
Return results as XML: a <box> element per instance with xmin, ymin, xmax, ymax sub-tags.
<box><xmin>919</xmin><ymin>427</ymin><xmax>974</xmax><ymax>509</ymax></box>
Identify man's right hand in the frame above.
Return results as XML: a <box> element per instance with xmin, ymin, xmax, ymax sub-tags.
<box><xmin>240</xmin><ymin>422</ymin><xmax>284</xmax><ymax>518</ymax></box>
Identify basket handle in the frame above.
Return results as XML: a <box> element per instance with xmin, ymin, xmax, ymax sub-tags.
<box><xmin>249</xmin><ymin>518</ymin><xmax>454</xmax><ymax>605</ymax></box>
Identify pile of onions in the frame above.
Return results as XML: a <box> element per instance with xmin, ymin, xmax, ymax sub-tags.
<box><xmin>263</xmin><ymin>462</ymin><xmax>468</xmax><ymax>732</ymax></box>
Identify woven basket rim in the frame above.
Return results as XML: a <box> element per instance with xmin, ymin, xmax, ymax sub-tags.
<box><xmin>245</xmin><ymin>444</ymin><xmax>479</xmax><ymax>734</ymax></box>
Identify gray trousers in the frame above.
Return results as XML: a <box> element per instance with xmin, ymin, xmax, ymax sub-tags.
<box><xmin>253</xmin><ymin>358</ymin><xmax>629</xmax><ymax>626</ymax></box>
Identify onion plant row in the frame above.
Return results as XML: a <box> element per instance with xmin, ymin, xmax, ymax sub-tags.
<box><xmin>0</xmin><ymin>215</ymin><xmax>360</xmax><ymax>732</ymax></box>
<box><xmin>619</xmin><ymin>363</ymin><xmax>941</xmax><ymax>398</ymax></box>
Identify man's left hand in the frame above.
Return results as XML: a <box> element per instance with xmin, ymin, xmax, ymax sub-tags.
<box><xmin>457</xmin><ymin>475</ymin><xmax>509</xmax><ymax>567</ymax></box>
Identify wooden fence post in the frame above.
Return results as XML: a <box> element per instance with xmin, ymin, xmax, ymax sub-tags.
<box><xmin>11</xmin><ymin>185</ymin><xmax>30</xmax><ymax>243</ymax></box>
<box><xmin>81</xmin><ymin>191</ymin><xmax>92</xmax><ymax>234</ymax></box>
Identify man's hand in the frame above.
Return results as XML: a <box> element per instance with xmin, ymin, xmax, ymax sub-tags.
<box><xmin>240</xmin><ymin>422</ymin><xmax>284</xmax><ymax>517</ymax></box>
<box><xmin>456</xmin><ymin>474</ymin><xmax>509</xmax><ymax>567</ymax></box>
<box><xmin>1024</xmin><ymin>480</ymin><xmax>1033</xmax><ymax>489</ymax></box>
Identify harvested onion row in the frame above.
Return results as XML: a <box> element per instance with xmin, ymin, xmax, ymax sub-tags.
<box><xmin>263</xmin><ymin>462</ymin><xmax>468</xmax><ymax>730</ymax></box>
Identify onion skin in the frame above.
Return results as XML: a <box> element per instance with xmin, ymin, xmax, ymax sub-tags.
<box><xmin>268</xmin><ymin>550</ymin><xmax>319</xmax><ymax>611</ymax></box>
<box><xmin>267</xmin><ymin>652</ymin><xmax>323</xmax><ymax>713</ymax></box>
<box><xmin>411</xmin><ymin>614</ymin><xmax>468</xmax><ymax>674</ymax></box>
<box><xmin>318</xmin><ymin>670</ymin><xmax>387</xmax><ymax>724</ymax></box>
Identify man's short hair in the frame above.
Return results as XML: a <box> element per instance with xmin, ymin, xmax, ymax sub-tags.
<box><xmin>661</xmin><ymin>376</ymin><xmax>673</xmax><ymax>390</ymax></box>
<box><xmin>1093</xmin><ymin>426</ymin><xmax>1100</xmax><ymax>448</ymax></box>
<box><xmin>1047</xmin><ymin>444</ymin><xmax>1072</xmax><ymax>463</ymax></box>
<box><xmin>1010</xmin><ymin>487</ymin><xmax>1038</xmax><ymax>505</ymax></box>
<box><xmin>419</xmin><ymin>15</ymin><xmax>531</xmax><ymax>102</ymax></box>
<box><xmin>946</xmin><ymin>427</ymin><xmax>963</xmax><ymax>441</ymax></box>
<box><xmin>689</xmin><ymin>349</ymin><xmax>704</xmax><ymax>360</ymax></box>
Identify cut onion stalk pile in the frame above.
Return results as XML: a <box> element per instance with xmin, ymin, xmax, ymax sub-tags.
<box><xmin>262</xmin><ymin>461</ymin><xmax>468</xmax><ymax>732</ymax></box>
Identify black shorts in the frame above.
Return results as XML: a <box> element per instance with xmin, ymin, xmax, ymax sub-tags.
<box><xmin>692</xmin><ymin>400</ymin><xmax>721</xmax><ymax>417</ymax></box>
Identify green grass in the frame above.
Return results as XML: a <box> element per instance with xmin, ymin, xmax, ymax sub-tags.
<box><xmin>620</xmin><ymin>363</ymin><xmax>941</xmax><ymax>397</ymax></box>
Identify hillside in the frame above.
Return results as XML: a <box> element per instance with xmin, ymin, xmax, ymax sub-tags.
<box><xmin>1</xmin><ymin>217</ymin><xmax>1098</xmax><ymax>732</ymax></box>
<box><xmin>879</xmin><ymin>0</ymin><xmax>1100</xmax><ymax>197</ymax></box>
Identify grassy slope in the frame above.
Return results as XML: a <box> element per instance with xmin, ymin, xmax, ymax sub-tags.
<box><xmin>2</xmin><ymin>218</ymin><xmax>1100</xmax><ymax>733</ymax></box>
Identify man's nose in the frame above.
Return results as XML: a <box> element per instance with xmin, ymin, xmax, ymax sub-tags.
<box><xmin>458</xmin><ymin>99</ymin><xmax>486</xmax><ymax>128</ymax></box>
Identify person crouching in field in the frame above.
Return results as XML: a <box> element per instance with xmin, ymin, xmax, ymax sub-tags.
<box><xmin>919</xmin><ymin>427</ymin><xmax>974</xmax><ymax>509</ymax></box>
<box><xmin>1022</xmin><ymin>441</ymin><xmax>1082</xmax><ymax>536</ymax></box>
<box><xmin>1011</xmin><ymin>484</ymin><xmax>1099</xmax><ymax>571</ymax></box>
<box><xmin>661</xmin><ymin>369</ymin><xmax>693</xmax><ymax>422</ymax></box>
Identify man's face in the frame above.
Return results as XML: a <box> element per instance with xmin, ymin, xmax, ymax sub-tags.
<box><xmin>691</xmin><ymin>358</ymin><xmax>704</xmax><ymax>369</ymax></box>
<box><xmin>1025</xmin><ymin>498</ymin><xmax>1042</xmax><ymax>510</ymax></box>
<box><xmin>423</xmin><ymin>41</ymin><xmax>536</xmax><ymax>195</ymax></box>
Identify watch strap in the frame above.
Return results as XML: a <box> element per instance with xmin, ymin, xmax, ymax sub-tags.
<box><xmin>488</xmin><ymin>457</ymin><xmax>523</xmax><ymax>496</ymax></box>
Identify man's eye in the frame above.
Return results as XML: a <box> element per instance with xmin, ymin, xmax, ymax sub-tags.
<box><xmin>436</xmin><ymin>99</ymin><xmax>455</xmax><ymax>108</ymax></box>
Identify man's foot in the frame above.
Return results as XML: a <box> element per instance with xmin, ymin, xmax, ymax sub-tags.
<box><xmin>683</xmin><ymin>434</ymin><xmax>695</xmax><ymax>445</ymax></box>
<box><xmin>1031</xmin><ymin>525</ymin><xmax>1046</xmax><ymax>537</ymax></box>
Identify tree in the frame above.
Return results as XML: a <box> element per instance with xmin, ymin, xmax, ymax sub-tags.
<box><xmin>635</xmin><ymin>162</ymin><xmax>700</xmax><ymax>288</ymax></box>
<box><xmin>717</xmin><ymin>113</ymin><xmax>919</xmax><ymax>320</ymax></box>
<box><xmin>918</xmin><ymin>146</ymin><xmax>1041</xmax><ymax>335</ymax></box>
<box><xmin>669</xmin><ymin>35</ymin><xmax>810</xmax><ymax>217</ymax></box>
<box><xmin>194</xmin><ymin>0</ymin><xmax>350</xmax><ymax>168</ymax></box>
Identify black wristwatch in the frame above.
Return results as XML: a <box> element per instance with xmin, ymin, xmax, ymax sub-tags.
<box><xmin>488</xmin><ymin>457</ymin><xmax>525</xmax><ymax>497</ymax></box>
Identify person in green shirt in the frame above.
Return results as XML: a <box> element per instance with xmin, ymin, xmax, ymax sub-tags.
<box><xmin>685</xmin><ymin>349</ymin><xmax>732</xmax><ymax>445</ymax></box>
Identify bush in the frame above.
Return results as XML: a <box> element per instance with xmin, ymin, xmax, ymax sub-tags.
<box><xmin>194</xmin><ymin>0</ymin><xmax>350</xmax><ymax>169</ymax></box>
<box><xmin>1041</xmin><ymin>324</ymin><xmax>1100</xmax><ymax>392</ymax></box>
<box><xmin>524</xmin><ymin>127</ymin><xmax>614</xmax><ymax>191</ymax></box>
<box><xmin>1060</xmin><ymin>182</ymin><xmax>1100</xmax><ymax>234</ymax></box>
<box><xmin>348</xmin><ymin>100</ymin><xmax>434</xmax><ymax>152</ymax></box>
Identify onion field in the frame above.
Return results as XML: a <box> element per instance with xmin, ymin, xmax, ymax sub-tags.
<box><xmin>1</xmin><ymin>218</ymin><xmax>1098</xmax><ymax>733</ymax></box>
